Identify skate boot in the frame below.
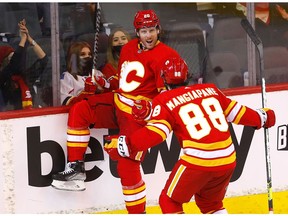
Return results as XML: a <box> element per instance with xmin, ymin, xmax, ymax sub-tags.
<box><xmin>51</xmin><ymin>160</ymin><xmax>86</xmax><ymax>191</ymax></box>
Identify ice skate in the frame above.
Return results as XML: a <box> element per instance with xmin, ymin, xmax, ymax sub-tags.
<box><xmin>51</xmin><ymin>160</ymin><xmax>86</xmax><ymax>191</ymax></box>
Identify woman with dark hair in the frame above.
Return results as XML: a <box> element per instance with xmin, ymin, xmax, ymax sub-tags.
<box><xmin>61</xmin><ymin>29</ymin><xmax>130</xmax><ymax>106</ymax></box>
<box><xmin>101</xmin><ymin>28</ymin><xmax>130</xmax><ymax>91</ymax></box>
<box><xmin>60</xmin><ymin>41</ymin><xmax>94</xmax><ymax>105</ymax></box>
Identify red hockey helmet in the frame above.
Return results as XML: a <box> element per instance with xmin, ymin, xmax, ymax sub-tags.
<box><xmin>161</xmin><ymin>56</ymin><xmax>188</xmax><ymax>88</ymax></box>
<box><xmin>133</xmin><ymin>9</ymin><xmax>160</xmax><ymax>30</ymax></box>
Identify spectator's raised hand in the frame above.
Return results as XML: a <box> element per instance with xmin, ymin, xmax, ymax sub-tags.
<box><xmin>276</xmin><ymin>4</ymin><xmax>288</xmax><ymax>20</ymax></box>
<box><xmin>18</xmin><ymin>19</ymin><xmax>28</xmax><ymax>46</ymax></box>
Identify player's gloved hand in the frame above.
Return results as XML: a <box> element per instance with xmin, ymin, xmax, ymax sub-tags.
<box><xmin>95</xmin><ymin>75</ymin><xmax>110</xmax><ymax>89</ymax></box>
<box><xmin>64</xmin><ymin>76</ymin><xmax>98</xmax><ymax>106</ymax></box>
<box><xmin>132</xmin><ymin>100</ymin><xmax>152</xmax><ymax>121</ymax></box>
<box><xmin>104</xmin><ymin>135</ymin><xmax>130</xmax><ymax>161</ymax></box>
<box><xmin>84</xmin><ymin>75</ymin><xmax>110</xmax><ymax>94</ymax></box>
<box><xmin>256</xmin><ymin>108</ymin><xmax>276</xmax><ymax>129</ymax></box>
<box><xmin>103</xmin><ymin>135</ymin><xmax>121</xmax><ymax>161</ymax></box>
<box><xmin>84</xmin><ymin>76</ymin><xmax>98</xmax><ymax>94</ymax></box>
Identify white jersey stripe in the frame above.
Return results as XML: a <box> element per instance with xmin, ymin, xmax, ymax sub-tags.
<box><xmin>147</xmin><ymin>122</ymin><xmax>171</xmax><ymax>138</ymax></box>
<box><xmin>226</xmin><ymin>103</ymin><xmax>241</xmax><ymax>122</ymax></box>
<box><xmin>67</xmin><ymin>134</ymin><xmax>90</xmax><ymax>142</ymax></box>
<box><xmin>183</xmin><ymin>143</ymin><xmax>235</xmax><ymax>159</ymax></box>
<box><xmin>123</xmin><ymin>190</ymin><xmax>146</xmax><ymax>202</ymax></box>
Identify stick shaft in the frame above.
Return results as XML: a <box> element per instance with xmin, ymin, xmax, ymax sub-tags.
<box><xmin>241</xmin><ymin>18</ymin><xmax>273</xmax><ymax>213</ymax></box>
<box><xmin>93</xmin><ymin>2</ymin><xmax>101</xmax><ymax>71</ymax></box>
<box><xmin>91</xmin><ymin>2</ymin><xmax>103</xmax><ymax>92</ymax></box>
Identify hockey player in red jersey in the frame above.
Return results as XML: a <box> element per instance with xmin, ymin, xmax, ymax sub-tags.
<box><xmin>109</xmin><ymin>9</ymin><xmax>181</xmax><ymax>213</ymax></box>
<box><xmin>51</xmin><ymin>9</ymin><xmax>181</xmax><ymax>214</ymax></box>
<box><xmin>104</xmin><ymin>56</ymin><xmax>276</xmax><ymax>214</ymax></box>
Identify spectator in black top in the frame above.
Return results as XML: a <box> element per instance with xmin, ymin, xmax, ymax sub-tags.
<box><xmin>0</xmin><ymin>19</ymin><xmax>48</xmax><ymax>111</ymax></box>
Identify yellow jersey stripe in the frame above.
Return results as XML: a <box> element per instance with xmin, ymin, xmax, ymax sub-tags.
<box><xmin>67</xmin><ymin>141</ymin><xmax>89</xmax><ymax>148</ymax></box>
<box><xmin>23</xmin><ymin>100</ymin><xmax>33</xmax><ymax>107</ymax></box>
<box><xmin>114</xmin><ymin>94</ymin><xmax>132</xmax><ymax>114</ymax></box>
<box><xmin>67</xmin><ymin>129</ymin><xmax>90</xmax><ymax>135</ymax></box>
<box><xmin>183</xmin><ymin>144</ymin><xmax>234</xmax><ymax>159</ymax></box>
<box><xmin>125</xmin><ymin>197</ymin><xmax>146</xmax><ymax>207</ymax></box>
<box><xmin>67</xmin><ymin>134</ymin><xmax>90</xmax><ymax>143</ymax></box>
<box><xmin>146</xmin><ymin>125</ymin><xmax>167</xmax><ymax>140</ymax></box>
<box><xmin>181</xmin><ymin>152</ymin><xmax>236</xmax><ymax>167</ymax></box>
<box><xmin>123</xmin><ymin>184</ymin><xmax>146</xmax><ymax>195</ymax></box>
<box><xmin>147</xmin><ymin>122</ymin><xmax>170</xmax><ymax>138</ymax></box>
<box><xmin>148</xmin><ymin>119</ymin><xmax>172</xmax><ymax>131</ymax></box>
<box><xmin>234</xmin><ymin>106</ymin><xmax>246</xmax><ymax>124</ymax></box>
<box><xmin>134</xmin><ymin>151</ymin><xmax>144</xmax><ymax>161</ymax></box>
<box><xmin>183</xmin><ymin>137</ymin><xmax>232</xmax><ymax>150</ymax></box>
<box><xmin>167</xmin><ymin>164</ymin><xmax>186</xmax><ymax>197</ymax></box>
<box><xmin>224</xmin><ymin>100</ymin><xmax>236</xmax><ymax>116</ymax></box>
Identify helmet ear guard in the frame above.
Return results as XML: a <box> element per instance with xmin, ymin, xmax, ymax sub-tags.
<box><xmin>161</xmin><ymin>57</ymin><xmax>189</xmax><ymax>90</ymax></box>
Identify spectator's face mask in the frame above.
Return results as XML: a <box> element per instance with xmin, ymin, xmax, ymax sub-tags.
<box><xmin>112</xmin><ymin>45</ymin><xmax>123</xmax><ymax>58</ymax></box>
<box><xmin>79</xmin><ymin>57</ymin><xmax>93</xmax><ymax>76</ymax></box>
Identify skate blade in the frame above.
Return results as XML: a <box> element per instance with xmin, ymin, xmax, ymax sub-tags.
<box><xmin>51</xmin><ymin>180</ymin><xmax>86</xmax><ymax>191</ymax></box>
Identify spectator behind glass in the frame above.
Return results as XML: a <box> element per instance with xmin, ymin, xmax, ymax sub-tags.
<box><xmin>236</xmin><ymin>3</ymin><xmax>288</xmax><ymax>47</ymax></box>
<box><xmin>0</xmin><ymin>19</ymin><xmax>47</xmax><ymax>111</ymax></box>
<box><xmin>36</xmin><ymin>3</ymin><xmax>51</xmax><ymax>36</ymax></box>
<box><xmin>60</xmin><ymin>38</ymin><xmax>123</xmax><ymax>106</ymax></box>
<box><xmin>101</xmin><ymin>28</ymin><xmax>130</xmax><ymax>91</ymax></box>
<box><xmin>60</xmin><ymin>41</ymin><xmax>93</xmax><ymax>105</ymax></box>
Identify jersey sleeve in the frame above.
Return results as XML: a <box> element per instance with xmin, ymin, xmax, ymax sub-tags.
<box><xmin>224</xmin><ymin>100</ymin><xmax>261</xmax><ymax>127</ymax></box>
<box><xmin>128</xmin><ymin>96</ymin><xmax>173</xmax><ymax>152</ymax></box>
<box><xmin>217</xmin><ymin>88</ymin><xmax>261</xmax><ymax>128</ymax></box>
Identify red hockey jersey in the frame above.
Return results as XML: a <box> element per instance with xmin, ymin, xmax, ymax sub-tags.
<box><xmin>128</xmin><ymin>83</ymin><xmax>263</xmax><ymax>171</ymax></box>
<box><xmin>116</xmin><ymin>38</ymin><xmax>180</xmax><ymax>100</ymax></box>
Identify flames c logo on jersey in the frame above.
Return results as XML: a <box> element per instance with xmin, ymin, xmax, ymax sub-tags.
<box><xmin>119</xmin><ymin>60</ymin><xmax>145</xmax><ymax>92</ymax></box>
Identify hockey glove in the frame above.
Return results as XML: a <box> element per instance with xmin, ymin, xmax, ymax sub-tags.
<box><xmin>104</xmin><ymin>135</ymin><xmax>130</xmax><ymax>161</ymax></box>
<box><xmin>84</xmin><ymin>76</ymin><xmax>98</xmax><ymax>94</ymax></box>
<box><xmin>256</xmin><ymin>108</ymin><xmax>276</xmax><ymax>129</ymax></box>
<box><xmin>64</xmin><ymin>77</ymin><xmax>97</xmax><ymax>106</ymax></box>
<box><xmin>84</xmin><ymin>74</ymin><xmax>110</xmax><ymax>95</ymax></box>
<box><xmin>95</xmin><ymin>75</ymin><xmax>110</xmax><ymax>89</ymax></box>
<box><xmin>132</xmin><ymin>100</ymin><xmax>152</xmax><ymax>121</ymax></box>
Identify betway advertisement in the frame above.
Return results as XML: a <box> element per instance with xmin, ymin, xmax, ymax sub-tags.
<box><xmin>0</xmin><ymin>89</ymin><xmax>287</xmax><ymax>213</ymax></box>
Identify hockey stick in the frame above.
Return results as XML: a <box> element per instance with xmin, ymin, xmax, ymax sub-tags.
<box><xmin>241</xmin><ymin>18</ymin><xmax>273</xmax><ymax>214</ymax></box>
<box><xmin>91</xmin><ymin>2</ymin><xmax>104</xmax><ymax>93</ymax></box>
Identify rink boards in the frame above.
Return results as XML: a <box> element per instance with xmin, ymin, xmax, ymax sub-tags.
<box><xmin>0</xmin><ymin>88</ymin><xmax>288</xmax><ymax>213</ymax></box>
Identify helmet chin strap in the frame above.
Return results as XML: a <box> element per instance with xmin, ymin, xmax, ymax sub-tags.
<box><xmin>164</xmin><ymin>82</ymin><xmax>172</xmax><ymax>90</ymax></box>
<box><xmin>139</xmin><ymin>42</ymin><xmax>147</xmax><ymax>51</ymax></box>
<box><xmin>165</xmin><ymin>82</ymin><xmax>188</xmax><ymax>90</ymax></box>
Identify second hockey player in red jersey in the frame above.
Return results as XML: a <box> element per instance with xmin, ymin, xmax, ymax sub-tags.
<box><xmin>104</xmin><ymin>56</ymin><xmax>276</xmax><ymax>214</ymax></box>
<box><xmin>51</xmin><ymin>9</ymin><xmax>181</xmax><ymax>214</ymax></box>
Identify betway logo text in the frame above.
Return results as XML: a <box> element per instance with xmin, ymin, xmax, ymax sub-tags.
<box><xmin>26</xmin><ymin>124</ymin><xmax>255</xmax><ymax>187</ymax></box>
